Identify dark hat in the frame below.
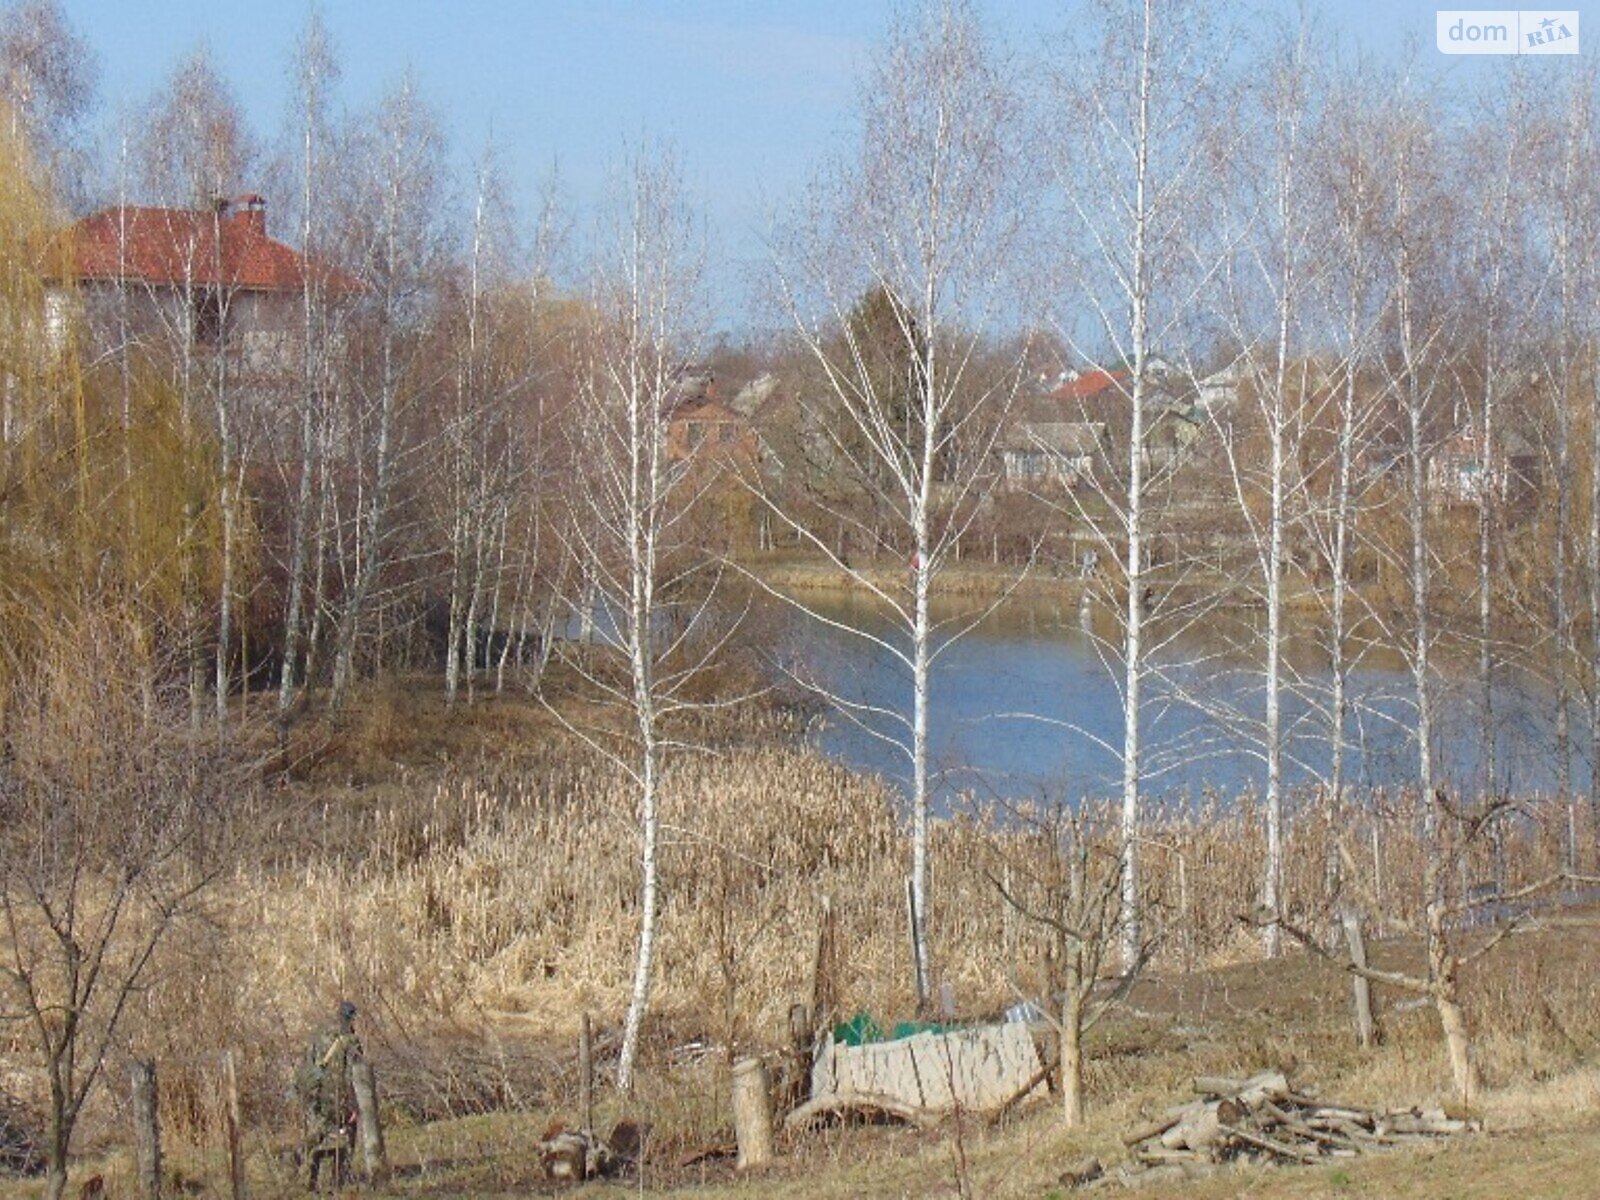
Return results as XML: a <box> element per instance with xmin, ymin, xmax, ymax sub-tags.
<box><xmin>338</xmin><ymin>1000</ymin><xmax>357</xmax><ymax>1021</ymax></box>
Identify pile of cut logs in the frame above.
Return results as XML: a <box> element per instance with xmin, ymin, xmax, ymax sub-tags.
<box><xmin>1064</xmin><ymin>1070</ymin><xmax>1480</xmax><ymax>1191</ymax></box>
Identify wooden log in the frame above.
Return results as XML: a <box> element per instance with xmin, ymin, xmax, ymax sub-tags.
<box><xmin>350</xmin><ymin>1060</ymin><xmax>389</xmax><ymax>1183</ymax></box>
<box><xmin>1217</xmin><ymin>1123</ymin><xmax>1321</xmax><ymax>1164</ymax></box>
<box><xmin>1258</xmin><ymin>1101</ymin><xmax>1355</xmax><ymax>1151</ymax></box>
<box><xmin>1136</xmin><ymin>1145</ymin><xmax>1202</xmax><ymax>1165</ymax></box>
<box><xmin>1191</xmin><ymin>1075</ymin><xmax>1246</xmax><ymax>1098</ymax></box>
<box><xmin>1194</xmin><ymin>1070</ymin><xmax>1288</xmax><ymax>1103</ymax></box>
<box><xmin>1237</xmin><ymin>1072</ymin><xmax>1291</xmax><ymax>1109</ymax></box>
<box><xmin>785</xmin><ymin>1090</ymin><xmax>939</xmax><ymax>1132</ymax></box>
<box><xmin>579</xmin><ymin>1013</ymin><xmax>595</xmax><ymax>1137</ymax></box>
<box><xmin>677</xmin><ymin>1143</ymin><xmax>737</xmax><ymax>1168</ymax></box>
<box><xmin>1322</xmin><ymin>1118</ymin><xmax>1395</xmax><ymax>1145</ymax></box>
<box><xmin>222</xmin><ymin>1051</ymin><xmax>243</xmax><ymax>1200</ymax></box>
<box><xmin>1057</xmin><ymin>1156</ymin><xmax>1104</xmax><ymax>1188</ymax></box>
<box><xmin>1342</xmin><ymin>908</ymin><xmax>1379</xmax><ymax>1048</ymax></box>
<box><xmin>1123</xmin><ymin>1101</ymin><xmax>1203</xmax><ymax>1147</ymax></box>
<box><xmin>1169</xmin><ymin>1104</ymin><xmax>1225</xmax><ymax>1154</ymax></box>
<box><xmin>132</xmin><ymin>1061</ymin><xmax>161</xmax><ymax>1200</ymax></box>
<box><xmin>1122</xmin><ymin>1115</ymin><xmax>1180</xmax><ymax>1147</ymax></box>
<box><xmin>1159</xmin><ymin>1107</ymin><xmax>1203</xmax><ymax>1149</ymax></box>
<box><xmin>1377</xmin><ymin>1112</ymin><xmax>1472</xmax><ymax>1137</ymax></box>
<box><xmin>730</xmin><ymin>1058</ymin><xmax>774</xmax><ymax>1169</ymax></box>
<box><xmin>1303</xmin><ymin>1103</ymin><xmax>1379</xmax><ymax>1123</ymax></box>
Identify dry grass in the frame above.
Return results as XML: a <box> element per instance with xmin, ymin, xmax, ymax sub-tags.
<box><xmin>6</xmin><ymin>685</ymin><xmax>1598</xmax><ymax>1196</ymax></box>
<box><xmin>45</xmin><ymin>921</ymin><xmax>1600</xmax><ymax>1200</ymax></box>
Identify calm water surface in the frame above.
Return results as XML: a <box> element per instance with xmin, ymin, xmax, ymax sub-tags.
<box><xmin>771</xmin><ymin>591</ymin><xmax>1579</xmax><ymax>808</ymax></box>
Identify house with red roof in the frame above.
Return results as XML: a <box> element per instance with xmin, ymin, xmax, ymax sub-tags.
<box><xmin>1047</xmin><ymin>367</ymin><xmax>1131</xmax><ymax>405</ymax></box>
<box><xmin>1011</xmin><ymin>359</ymin><xmax>1212</xmax><ymax>484</ymax></box>
<box><xmin>46</xmin><ymin>194</ymin><xmax>359</xmax><ymax>376</ymax></box>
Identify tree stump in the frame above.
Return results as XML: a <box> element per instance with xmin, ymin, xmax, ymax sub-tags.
<box><xmin>730</xmin><ymin>1058</ymin><xmax>774</xmax><ymax>1170</ymax></box>
<box><xmin>350</xmin><ymin>1060</ymin><xmax>389</xmax><ymax>1183</ymax></box>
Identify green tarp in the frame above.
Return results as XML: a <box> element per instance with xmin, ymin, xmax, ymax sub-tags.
<box><xmin>832</xmin><ymin>1012</ymin><xmax>960</xmax><ymax>1046</ymax></box>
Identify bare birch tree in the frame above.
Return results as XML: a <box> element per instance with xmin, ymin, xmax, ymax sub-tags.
<box><xmin>137</xmin><ymin>49</ymin><xmax>258</xmax><ymax>726</ymax></box>
<box><xmin>1363</xmin><ymin>74</ymin><xmax>1460</xmax><ymax>807</ymax></box>
<box><xmin>327</xmin><ymin>72</ymin><xmax>446</xmax><ymax>702</ymax></box>
<box><xmin>1298</xmin><ymin>67</ymin><xmax>1395</xmax><ymax>903</ymax></box>
<box><xmin>276</xmin><ymin>10</ymin><xmax>344</xmax><ymax>713</ymax></box>
<box><xmin>1456</xmin><ymin>67</ymin><xmax>1539</xmax><ymax>850</ymax></box>
<box><xmin>767</xmin><ymin>0</ymin><xmax>1024</xmax><ymax>1006</ymax></box>
<box><xmin>1532</xmin><ymin>68</ymin><xmax>1598</xmax><ymax>870</ymax></box>
<box><xmin>1048</xmin><ymin>0</ymin><xmax>1233</xmax><ymax>959</ymax></box>
<box><xmin>0</xmin><ymin>0</ymin><xmax>94</xmax><ymax>199</ymax></box>
<box><xmin>1210</xmin><ymin>17</ymin><xmax>1323</xmax><ymax>955</ymax></box>
<box><xmin>436</xmin><ymin>145</ymin><xmax>531</xmax><ymax>707</ymax></box>
<box><xmin>1578</xmin><ymin>74</ymin><xmax>1600</xmax><ymax>861</ymax></box>
<box><xmin>553</xmin><ymin>146</ymin><xmax>709</xmax><ymax>1090</ymax></box>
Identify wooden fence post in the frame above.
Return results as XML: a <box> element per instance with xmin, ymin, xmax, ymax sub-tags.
<box><xmin>131</xmin><ymin>1060</ymin><xmax>160</xmax><ymax>1200</ymax></box>
<box><xmin>809</xmin><ymin>895</ymin><xmax>837</xmax><ymax>1028</ymax></box>
<box><xmin>1341</xmin><ymin>907</ymin><xmax>1379</xmax><ymax>1049</ymax></box>
<box><xmin>350</xmin><ymin>1060</ymin><xmax>389</xmax><ymax>1183</ymax></box>
<box><xmin>786</xmin><ymin>1003</ymin><xmax>811</xmax><ymax>1111</ymax></box>
<box><xmin>222</xmin><ymin>1051</ymin><xmax>243</xmax><ymax>1200</ymax></box>
<box><xmin>579</xmin><ymin>1012</ymin><xmax>595</xmax><ymax>1138</ymax></box>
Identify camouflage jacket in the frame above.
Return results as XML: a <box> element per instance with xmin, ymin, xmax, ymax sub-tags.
<box><xmin>294</xmin><ymin>1028</ymin><xmax>363</xmax><ymax>1124</ymax></box>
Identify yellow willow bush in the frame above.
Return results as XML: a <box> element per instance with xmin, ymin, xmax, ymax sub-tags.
<box><xmin>0</xmin><ymin>110</ymin><xmax>230</xmax><ymax>700</ymax></box>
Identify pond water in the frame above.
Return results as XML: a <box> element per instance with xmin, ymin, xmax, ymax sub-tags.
<box><xmin>770</xmin><ymin>590</ymin><xmax>1584</xmax><ymax>807</ymax></box>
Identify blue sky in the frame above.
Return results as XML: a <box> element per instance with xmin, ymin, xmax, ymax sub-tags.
<box><xmin>55</xmin><ymin>0</ymin><xmax>1600</xmax><ymax>320</ymax></box>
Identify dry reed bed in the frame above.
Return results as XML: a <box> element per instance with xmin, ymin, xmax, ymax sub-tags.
<box><xmin>102</xmin><ymin>741</ymin><xmax>1590</xmax><ymax>1154</ymax></box>
<box><xmin>226</xmin><ymin>742</ymin><xmax>1582</xmax><ymax>1040</ymax></box>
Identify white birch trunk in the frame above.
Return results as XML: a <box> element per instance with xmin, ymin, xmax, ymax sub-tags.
<box><xmin>1118</xmin><ymin>0</ymin><xmax>1154</xmax><ymax>966</ymax></box>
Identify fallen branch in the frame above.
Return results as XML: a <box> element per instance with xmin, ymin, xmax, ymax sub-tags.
<box><xmin>984</xmin><ymin>1062</ymin><xmax>1052</xmax><ymax>1128</ymax></box>
<box><xmin>784</xmin><ymin>1090</ymin><xmax>940</xmax><ymax>1132</ymax></box>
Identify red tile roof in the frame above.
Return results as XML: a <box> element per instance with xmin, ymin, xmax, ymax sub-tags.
<box><xmin>57</xmin><ymin>200</ymin><xmax>361</xmax><ymax>295</ymax></box>
<box><xmin>1049</xmin><ymin>368</ymin><xmax>1130</xmax><ymax>403</ymax></box>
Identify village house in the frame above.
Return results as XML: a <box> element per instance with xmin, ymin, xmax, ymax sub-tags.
<box><xmin>663</xmin><ymin>367</ymin><xmax>758</xmax><ymax>465</ymax></box>
<box><xmin>1428</xmin><ymin>425</ymin><xmax>1539</xmax><ymax>508</ymax></box>
<box><xmin>46</xmin><ymin>194</ymin><xmax>358</xmax><ymax>376</ymax></box>
<box><xmin>1001</xmin><ymin>420</ymin><xmax>1109</xmax><ymax>488</ymax></box>
<box><xmin>1007</xmin><ymin>361</ymin><xmax>1208</xmax><ymax>487</ymax></box>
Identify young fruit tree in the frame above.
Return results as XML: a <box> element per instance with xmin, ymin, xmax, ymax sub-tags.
<box><xmin>989</xmin><ymin>803</ymin><xmax>1149</xmax><ymax>1126</ymax></box>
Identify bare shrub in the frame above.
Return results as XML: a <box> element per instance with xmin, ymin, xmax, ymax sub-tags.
<box><xmin>0</xmin><ymin>606</ymin><xmax>259</xmax><ymax>1200</ymax></box>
